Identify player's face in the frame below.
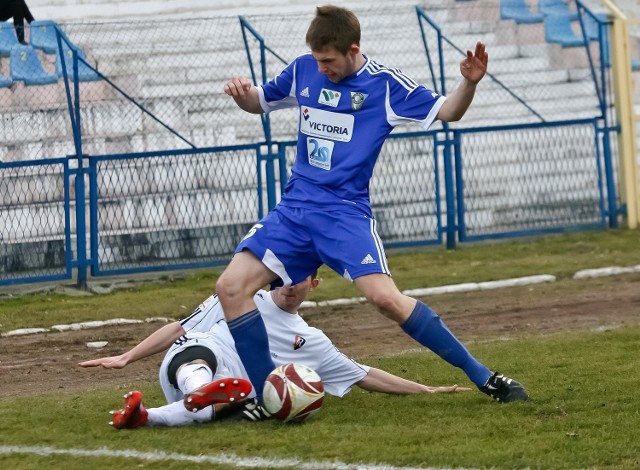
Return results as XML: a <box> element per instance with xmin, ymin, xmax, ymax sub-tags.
<box><xmin>271</xmin><ymin>276</ymin><xmax>318</xmax><ymax>313</ymax></box>
<box><xmin>312</xmin><ymin>45</ymin><xmax>360</xmax><ymax>83</ymax></box>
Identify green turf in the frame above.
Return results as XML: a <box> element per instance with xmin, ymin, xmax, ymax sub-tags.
<box><xmin>1</xmin><ymin>326</ymin><xmax>639</xmax><ymax>469</ymax></box>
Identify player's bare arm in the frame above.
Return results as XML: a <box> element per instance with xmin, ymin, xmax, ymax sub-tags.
<box><xmin>224</xmin><ymin>76</ymin><xmax>263</xmax><ymax>114</ymax></box>
<box><xmin>356</xmin><ymin>367</ymin><xmax>471</xmax><ymax>394</ymax></box>
<box><xmin>79</xmin><ymin>321</ymin><xmax>185</xmax><ymax>369</ymax></box>
<box><xmin>436</xmin><ymin>41</ymin><xmax>488</xmax><ymax>122</ymax></box>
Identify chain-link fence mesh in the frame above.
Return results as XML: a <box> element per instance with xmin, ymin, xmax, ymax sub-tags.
<box><xmin>0</xmin><ymin>160</ymin><xmax>69</xmax><ymax>283</ymax></box>
<box><xmin>457</xmin><ymin>122</ymin><xmax>605</xmax><ymax>238</ymax></box>
<box><xmin>92</xmin><ymin>147</ymin><xmax>259</xmax><ymax>273</ymax></box>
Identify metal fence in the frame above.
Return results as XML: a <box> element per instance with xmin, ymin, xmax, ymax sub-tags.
<box><xmin>0</xmin><ymin>0</ymin><xmax>622</xmax><ymax>286</ymax></box>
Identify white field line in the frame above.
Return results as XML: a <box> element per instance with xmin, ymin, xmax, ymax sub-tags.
<box><xmin>0</xmin><ymin>445</ymin><xmax>467</xmax><ymax>470</ymax></box>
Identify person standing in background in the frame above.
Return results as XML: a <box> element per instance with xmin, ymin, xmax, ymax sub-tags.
<box><xmin>1</xmin><ymin>0</ymin><xmax>35</xmax><ymax>45</ymax></box>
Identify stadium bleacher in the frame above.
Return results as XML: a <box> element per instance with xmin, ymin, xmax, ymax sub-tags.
<box><xmin>1</xmin><ymin>0</ymin><xmax>637</xmax><ymax>271</ymax></box>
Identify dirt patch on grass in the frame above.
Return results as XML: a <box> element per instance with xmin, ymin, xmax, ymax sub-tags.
<box><xmin>1</xmin><ymin>274</ymin><xmax>639</xmax><ymax>398</ymax></box>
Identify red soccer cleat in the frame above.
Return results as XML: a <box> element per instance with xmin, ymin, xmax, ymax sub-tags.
<box><xmin>109</xmin><ymin>390</ymin><xmax>149</xmax><ymax>429</ymax></box>
<box><xmin>184</xmin><ymin>377</ymin><xmax>253</xmax><ymax>412</ymax></box>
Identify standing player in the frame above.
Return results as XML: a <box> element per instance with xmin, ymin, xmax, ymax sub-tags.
<box><xmin>82</xmin><ymin>272</ymin><xmax>469</xmax><ymax>429</ymax></box>
<box><xmin>218</xmin><ymin>5</ymin><xmax>528</xmax><ymax>413</ymax></box>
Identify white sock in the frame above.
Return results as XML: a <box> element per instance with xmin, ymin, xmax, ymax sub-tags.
<box><xmin>176</xmin><ymin>363</ymin><xmax>213</xmax><ymax>394</ymax></box>
<box><xmin>147</xmin><ymin>400</ymin><xmax>213</xmax><ymax>426</ymax></box>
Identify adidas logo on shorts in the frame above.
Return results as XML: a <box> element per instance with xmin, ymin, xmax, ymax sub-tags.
<box><xmin>361</xmin><ymin>254</ymin><xmax>377</xmax><ymax>265</ymax></box>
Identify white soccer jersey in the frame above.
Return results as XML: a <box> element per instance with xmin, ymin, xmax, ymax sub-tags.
<box><xmin>258</xmin><ymin>53</ymin><xmax>446</xmax><ymax>217</ymax></box>
<box><xmin>160</xmin><ymin>290</ymin><xmax>369</xmax><ymax>401</ymax></box>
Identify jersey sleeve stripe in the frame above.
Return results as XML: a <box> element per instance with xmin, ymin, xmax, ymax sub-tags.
<box><xmin>366</xmin><ymin>60</ymin><xmax>419</xmax><ymax>92</ymax></box>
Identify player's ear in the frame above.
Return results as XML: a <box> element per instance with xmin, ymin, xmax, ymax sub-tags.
<box><xmin>309</xmin><ymin>278</ymin><xmax>320</xmax><ymax>290</ymax></box>
<box><xmin>349</xmin><ymin>44</ymin><xmax>360</xmax><ymax>55</ymax></box>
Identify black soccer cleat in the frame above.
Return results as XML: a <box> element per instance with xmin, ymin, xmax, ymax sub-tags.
<box><xmin>241</xmin><ymin>398</ymin><xmax>273</xmax><ymax>422</ymax></box>
<box><xmin>479</xmin><ymin>372</ymin><xmax>529</xmax><ymax>403</ymax></box>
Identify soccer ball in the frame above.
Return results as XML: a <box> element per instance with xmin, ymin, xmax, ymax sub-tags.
<box><xmin>262</xmin><ymin>363</ymin><xmax>325</xmax><ymax>423</ymax></box>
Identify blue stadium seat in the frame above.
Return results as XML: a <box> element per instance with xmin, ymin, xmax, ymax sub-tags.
<box><xmin>632</xmin><ymin>59</ymin><xmax>640</xmax><ymax>72</ymax></box>
<box><xmin>539</xmin><ymin>0</ymin><xmax>579</xmax><ymax>20</ymax></box>
<box><xmin>30</xmin><ymin>20</ymin><xmax>71</xmax><ymax>54</ymax></box>
<box><xmin>10</xmin><ymin>44</ymin><xmax>58</xmax><ymax>85</ymax></box>
<box><xmin>582</xmin><ymin>13</ymin><xmax>607</xmax><ymax>41</ymax></box>
<box><xmin>1</xmin><ymin>22</ymin><xmax>19</xmax><ymax>57</ymax></box>
<box><xmin>500</xmin><ymin>0</ymin><xmax>544</xmax><ymax>24</ymax></box>
<box><xmin>544</xmin><ymin>13</ymin><xmax>584</xmax><ymax>47</ymax></box>
<box><xmin>55</xmin><ymin>43</ymin><xmax>101</xmax><ymax>82</ymax></box>
<box><xmin>0</xmin><ymin>72</ymin><xmax>12</xmax><ymax>88</ymax></box>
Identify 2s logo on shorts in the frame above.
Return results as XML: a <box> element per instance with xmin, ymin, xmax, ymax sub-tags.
<box><xmin>307</xmin><ymin>137</ymin><xmax>334</xmax><ymax>170</ymax></box>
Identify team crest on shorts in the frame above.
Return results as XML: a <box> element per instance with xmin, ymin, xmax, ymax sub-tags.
<box><xmin>351</xmin><ymin>92</ymin><xmax>368</xmax><ymax>111</ymax></box>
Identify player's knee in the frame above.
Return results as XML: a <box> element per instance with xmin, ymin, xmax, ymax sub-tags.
<box><xmin>215</xmin><ymin>275</ymin><xmax>238</xmax><ymax>302</ymax></box>
<box><xmin>368</xmin><ymin>292</ymin><xmax>404</xmax><ymax>320</ymax></box>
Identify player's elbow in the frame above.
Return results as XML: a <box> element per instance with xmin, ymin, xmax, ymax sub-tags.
<box><xmin>436</xmin><ymin>107</ymin><xmax>464</xmax><ymax>123</ymax></box>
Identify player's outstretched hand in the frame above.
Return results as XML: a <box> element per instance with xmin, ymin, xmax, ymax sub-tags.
<box><xmin>224</xmin><ymin>76</ymin><xmax>253</xmax><ymax>98</ymax></box>
<box><xmin>78</xmin><ymin>354</ymin><xmax>128</xmax><ymax>369</ymax></box>
<box><xmin>460</xmin><ymin>41</ymin><xmax>488</xmax><ymax>84</ymax></box>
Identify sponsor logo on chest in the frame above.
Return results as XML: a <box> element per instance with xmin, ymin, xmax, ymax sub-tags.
<box><xmin>318</xmin><ymin>88</ymin><xmax>341</xmax><ymax>107</ymax></box>
<box><xmin>300</xmin><ymin>106</ymin><xmax>354</xmax><ymax>142</ymax></box>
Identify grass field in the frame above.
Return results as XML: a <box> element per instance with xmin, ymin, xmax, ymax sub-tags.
<box><xmin>1</xmin><ymin>229</ymin><xmax>640</xmax><ymax>469</ymax></box>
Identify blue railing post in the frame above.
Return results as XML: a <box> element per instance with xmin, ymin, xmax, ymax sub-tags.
<box><xmin>441</xmin><ymin>129</ymin><xmax>457</xmax><ymax>249</ymax></box>
<box><xmin>57</xmin><ymin>28</ymin><xmax>91</xmax><ymax>288</ymax></box>
<box><xmin>74</xmin><ymin>160</ymin><xmax>88</xmax><ymax>288</ymax></box>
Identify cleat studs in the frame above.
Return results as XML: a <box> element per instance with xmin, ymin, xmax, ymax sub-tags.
<box><xmin>230</xmin><ymin>397</ymin><xmax>235</xmax><ymax>402</ymax></box>
<box><xmin>108</xmin><ymin>421</ymin><xmax>113</xmax><ymax>426</ymax></box>
<box><xmin>121</xmin><ymin>410</ymin><xmax>126</xmax><ymax>415</ymax></box>
<box><xmin>233</xmin><ymin>380</ymin><xmax>238</xmax><ymax>385</ymax></box>
<box><xmin>187</xmin><ymin>397</ymin><xmax>192</xmax><ymax>403</ymax></box>
<box><xmin>240</xmin><ymin>393</ymin><xmax>246</xmax><ymax>398</ymax></box>
<box><xmin>219</xmin><ymin>383</ymin><xmax>225</xmax><ymax>388</ymax></box>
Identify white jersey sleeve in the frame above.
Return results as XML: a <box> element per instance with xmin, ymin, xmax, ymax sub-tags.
<box><xmin>258</xmin><ymin>59</ymin><xmax>299</xmax><ymax>112</ymax></box>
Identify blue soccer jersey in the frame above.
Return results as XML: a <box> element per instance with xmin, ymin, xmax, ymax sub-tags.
<box><xmin>258</xmin><ymin>53</ymin><xmax>445</xmax><ymax>217</ymax></box>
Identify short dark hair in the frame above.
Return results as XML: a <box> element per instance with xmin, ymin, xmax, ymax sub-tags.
<box><xmin>305</xmin><ymin>5</ymin><xmax>361</xmax><ymax>54</ymax></box>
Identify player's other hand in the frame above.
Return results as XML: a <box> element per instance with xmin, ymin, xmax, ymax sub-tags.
<box><xmin>224</xmin><ymin>76</ymin><xmax>253</xmax><ymax>98</ymax></box>
<box><xmin>460</xmin><ymin>41</ymin><xmax>488</xmax><ymax>84</ymax></box>
<box><xmin>78</xmin><ymin>354</ymin><xmax>128</xmax><ymax>369</ymax></box>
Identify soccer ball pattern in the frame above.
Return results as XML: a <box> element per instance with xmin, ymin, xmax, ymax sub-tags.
<box><xmin>262</xmin><ymin>363</ymin><xmax>325</xmax><ymax>423</ymax></box>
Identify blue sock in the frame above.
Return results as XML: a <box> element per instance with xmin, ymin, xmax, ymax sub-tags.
<box><xmin>401</xmin><ymin>301</ymin><xmax>491</xmax><ymax>387</ymax></box>
<box><xmin>227</xmin><ymin>309</ymin><xmax>276</xmax><ymax>400</ymax></box>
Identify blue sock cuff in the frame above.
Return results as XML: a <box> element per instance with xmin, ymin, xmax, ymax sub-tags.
<box><xmin>401</xmin><ymin>301</ymin><xmax>434</xmax><ymax>335</ymax></box>
<box><xmin>227</xmin><ymin>309</ymin><xmax>260</xmax><ymax>331</ymax></box>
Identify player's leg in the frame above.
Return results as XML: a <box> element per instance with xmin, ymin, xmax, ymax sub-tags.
<box><xmin>218</xmin><ymin>208</ymin><xmax>321</xmax><ymax>401</ymax></box>
<box><xmin>355</xmin><ymin>274</ymin><xmax>491</xmax><ymax>385</ymax></box>
<box><xmin>315</xmin><ymin>211</ymin><xmax>526</xmax><ymax>402</ymax></box>
<box><xmin>216</xmin><ymin>250</ymin><xmax>278</xmax><ymax>399</ymax></box>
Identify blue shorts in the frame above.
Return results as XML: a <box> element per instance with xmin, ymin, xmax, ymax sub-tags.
<box><xmin>236</xmin><ymin>205</ymin><xmax>390</xmax><ymax>286</ymax></box>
